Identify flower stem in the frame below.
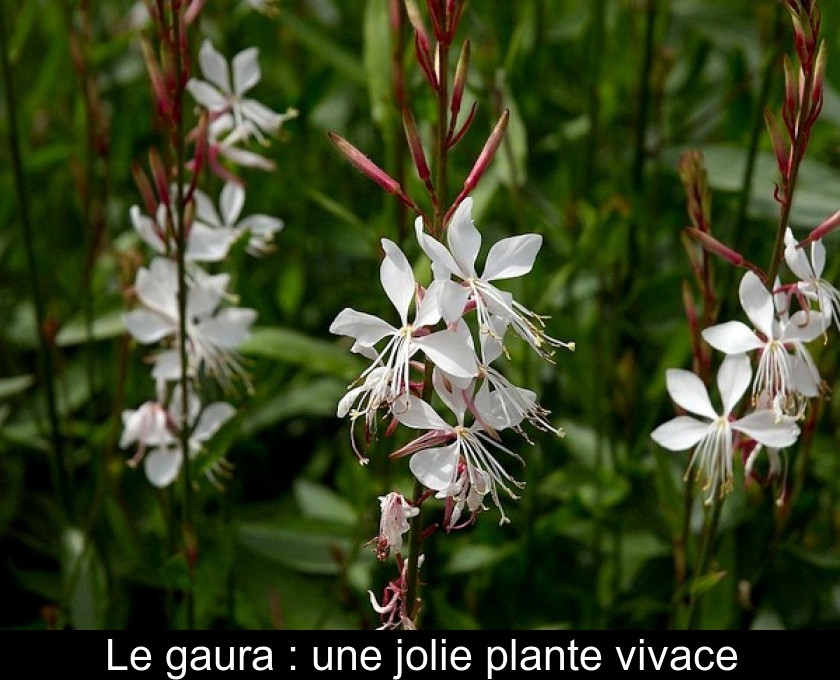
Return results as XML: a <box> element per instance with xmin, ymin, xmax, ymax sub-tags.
<box><xmin>169</xmin><ymin>0</ymin><xmax>196</xmax><ymax>630</ymax></box>
<box><xmin>685</xmin><ymin>498</ymin><xmax>723</xmax><ymax>629</ymax></box>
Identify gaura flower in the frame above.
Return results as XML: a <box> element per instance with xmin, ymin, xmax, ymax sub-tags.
<box><xmin>187</xmin><ymin>40</ymin><xmax>295</xmax><ymax>145</ymax></box>
<box><xmin>193</xmin><ymin>182</ymin><xmax>285</xmax><ymax>256</ymax></box>
<box><xmin>702</xmin><ymin>270</ymin><xmax>824</xmax><ymax>417</ymax></box>
<box><xmin>392</xmin><ymin>370</ymin><xmax>526</xmax><ymax>525</ymax></box>
<box><xmin>372</xmin><ymin>491</ymin><xmax>419</xmax><ymax>559</ymax></box>
<box><xmin>784</xmin><ymin>227</ymin><xmax>840</xmax><ymax>330</ymax></box>
<box><xmin>329</xmin><ymin>238</ymin><xmax>477</xmax><ymax>443</ymax></box>
<box><xmin>123</xmin><ymin>257</ymin><xmax>256</xmax><ymax>388</ymax></box>
<box><xmin>651</xmin><ymin>353</ymin><xmax>800</xmax><ymax>504</ymax></box>
<box><xmin>415</xmin><ymin>197</ymin><xmax>574</xmax><ymax>360</ymax></box>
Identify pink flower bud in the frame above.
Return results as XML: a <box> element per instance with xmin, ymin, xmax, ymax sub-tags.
<box><xmin>459</xmin><ymin>109</ymin><xmax>509</xmax><ymax>197</ymax></box>
<box><xmin>799</xmin><ymin>208</ymin><xmax>840</xmax><ymax>248</ymax></box>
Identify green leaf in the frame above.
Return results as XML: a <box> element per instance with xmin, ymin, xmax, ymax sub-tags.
<box><xmin>241</xmin><ymin>377</ymin><xmax>347</xmax><ymax>434</ymax></box>
<box><xmin>55</xmin><ymin>310</ymin><xmax>125</xmax><ymax>346</ymax></box>
<box><xmin>294</xmin><ymin>479</ymin><xmax>356</xmax><ymax>526</ymax></box>
<box><xmin>363</xmin><ymin>0</ymin><xmax>391</xmax><ymax>129</ymax></box>
<box><xmin>239</xmin><ymin>326</ymin><xmax>361</xmax><ymax>379</ymax></box>
<box><xmin>237</xmin><ymin>520</ymin><xmax>351</xmax><ymax>575</ymax></box>
<box><xmin>0</xmin><ymin>374</ymin><xmax>34</xmax><ymax>400</ymax></box>
<box><xmin>444</xmin><ymin>544</ymin><xmax>514</xmax><ymax>574</ymax></box>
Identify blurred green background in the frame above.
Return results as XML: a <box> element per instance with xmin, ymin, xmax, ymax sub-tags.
<box><xmin>2</xmin><ymin>0</ymin><xmax>840</xmax><ymax>629</ymax></box>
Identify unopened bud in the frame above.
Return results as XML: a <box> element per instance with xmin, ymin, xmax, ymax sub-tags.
<box><xmin>461</xmin><ymin>110</ymin><xmax>509</xmax><ymax>195</ymax></box>
<box><xmin>148</xmin><ymin>148</ymin><xmax>171</xmax><ymax>207</ymax></box>
<box><xmin>764</xmin><ymin>108</ymin><xmax>790</xmax><ymax>180</ymax></box>
<box><xmin>800</xmin><ymin>208</ymin><xmax>840</xmax><ymax>248</ymax></box>
<box><xmin>140</xmin><ymin>38</ymin><xmax>171</xmax><ymax>119</ymax></box>
<box><xmin>450</xmin><ymin>40</ymin><xmax>470</xmax><ymax>122</ymax></box>
<box><xmin>328</xmin><ymin>132</ymin><xmax>421</xmax><ymax>213</ymax></box>
<box><xmin>402</xmin><ymin>107</ymin><xmax>431</xmax><ymax>183</ymax></box>
<box><xmin>131</xmin><ymin>161</ymin><xmax>158</xmax><ymax>217</ymax></box>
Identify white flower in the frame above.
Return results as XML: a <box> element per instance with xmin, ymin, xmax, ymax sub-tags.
<box><xmin>130</xmin><ymin>200</ymin><xmax>235</xmax><ymax>264</ymax></box>
<box><xmin>329</xmin><ymin>238</ymin><xmax>478</xmax><ymax>437</ymax></box>
<box><xmin>187</xmin><ymin>40</ymin><xmax>296</xmax><ymax>145</ymax></box>
<box><xmin>119</xmin><ymin>400</ymin><xmax>174</xmax><ymax>468</ymax></box>
<box><xmin>415</xmin><ymin>198</ymin><xmax>573</xmax><ymax>360</ymax></box>
<box><xmin>141</xmin><ymin>388</ymin><xmax>236</xmax><ymax>488</ymax></box>
<box><xmin>651</xmin><ymin>354</ymin><xmax>800</xmax><ymax>504</ymax></box>
<box><xmin>123</xmin><ymin>258</ymin><xmax>256</xmax><ymax>388</ymax></box>
<box><xmin>373</xmin><ymin>492</ymin><xmax>419</xmax><ymax>559</ymax></box>
<box><xmin>193</xmin><ymin>182</ymin><xmax>284</xmax><ymax>256</ymax></box>
<box><xmin>784</xmin><ymin>227</ymin><xmax>840</xmax><ymax>330</ymax></box>
<box><xmin>393</xmin><ymin>371</ymin><xmax>526</xmax><ymax>525</ymax></box>
<box><xmin>702</xmin><ymin>270</ymin><xmax>824</xmax><ymax>416</ymax></box>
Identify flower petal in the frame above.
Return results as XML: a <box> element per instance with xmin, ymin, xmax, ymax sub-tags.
<box><xmin>144</xmin><ymin>447</ymin><xmax>182</xmax><ymax>488</ymax></box>
<box><xmin>186</xmin><ymin>79</ymin><xmax>229</xmax><ymax>111</ymax></box>
<box><xmin>380</xmin><ymin>238</ymin><xmax>415</xmax><ymax>324</ymax></box>
<box><xmin>733</xmin><ymin>411</ymin><xmax>800</xmax><ymax>448</ymax></box>
<box><xmin>198</xmin><ymin>39</ymin><xmax>231</xmax><ymax>94</ymax></box>
<box><xmin>232</xmin><ymin>47</ymin><xmax>260</xmax><ymax>96</ymax></box>
<box><xmin>739</xmin><ymin>270</ymin><xmax>774</xmax><ymax>336</ymax></box>
<box><xmin>717</xmin><ymin>353</ymin><xmax>752</xmax><ymax>416</ymax></box>
<box><xmin>416</xmin><ymin>330</ymin><xmax>478</xmax><ymax>379</ymax></box>
<box><xmin>123</xmin><ymin>309</ymin><xmax>174</xmax><ymax>344</ymax></box>
<box><xmin>409</xmin><ymin>443</ymin><xmax>459</xmax><ymax>491</ymax></box>
<box><xmin>415</xmin><ymin>217</ymin><xmax>461</xmax><ymax>278</ymax></box>
<box><xmin>200</xmin><ymin>307</ymin><xmax>257</xmax><ymax>348</ymax></box>
<box><xmin>782</xmin><ymin>310</ymin><xmax>825</xmax><ymax>343</ymax></box>
<box><xmin>650</xmin><ymin>416</ymin><xmax>710</xmax><ymax>451</ymax></box>
<box><xmin>702</xmin><ymin>321</ymin><xmax>763</xmax><ymax>354</ymax></box>
<box><xmin>330</xmin><ymin>308</ymin><xmax>395</xmax><ymax>346</ymax></box>
<box><xmin>482</xmin><ymin>234</ymin><xmax>542</xmax><ymax>281</ymax></box>
<box><xmin>219</xmin><ymin>182</ymin><xmax>245</xmax><ymax>226</ymax></box>
<box><xmin>393</xmin><ymin>394</ymin><xmax>450</xmax><ymax>430</ymax></box>
<box><xmin>193</xmin><ymin>402</ymin><xmax>236</xmax><ymax>443</ymax></box>
<box><xmin>446</xmin><ymin>198</ymin><xmax>480</xmax><ymax>278</ymax></box>
<box><xmin>665</xmin><ymin>368</ymin><xmax>717</xmax><ymax>419</ymax></box>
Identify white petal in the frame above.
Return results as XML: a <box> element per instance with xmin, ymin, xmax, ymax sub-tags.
<box><xmin>123</xmin><ymin>309</ymin><xmax>173</xmax><ymax>344</ymax></box>
<box><xmin>733</xmin><ymin>411</ymin><xmax>800</xmax><ymax>448</ymax></box>
<box><xmin>218</xmin><ymin>143</ymin><xmax>276</xmax><ymax>171</ymax></box>
<box><xmin>415</xmin><ymin>217</ymin><xmax>461</xmax><ymax>277</ymax></box>
<box><xmin>186</xmin><ymin>79</ymin><xmax>229</xmax><ymax>111</ymax></box>
<box><xmin>329</xmin><ymin>308</ymin><xmax>395</xmax><ymax>346</ymax></box>
<box><xmin>240</xmin><ymin>99</ymin><xmax>283</xmax><ymax>134</ymax></box>
<box><xmin>136</xmin><ymin>259</ymin><xmax>178</xmax><ymax>317</ymax></box>
<box><xmin>393</xmin><ymin>395</ymin><xmax>450</xmax><ymax>430</ymax></box>
<box><xmin>784</xmin><ymin>228</ymin><xmax>814</xmax><ymax>281</ymax></box>
<box><xmin>414</xmin><ymin>280</ymin><xmax>443</xmax><ymax>329</ymax></box>
<box><xmin>151</xmin><ymin>350</ymin><xmax>182</xmax><ymax>381</ymax></box>
<box><xmin>416</xmin><ymin>330</ymin><xmax>478</xmax><ymax>379</ymax></box>
<box><xmin>432</xmin><ymin>367</ymin><xmax>468</xmax><ymax>421</ymax></box>
<box><xmin>811</xmin><ymin>239</ymin><xmax>826</xmax><ymax>277</ymax></box>
<box><xmin>186</xmin><ymin>223</ymin><xmax>235</xmax><ymax>262</ymax></box>
<box><xmin>193</xmin><ymin>402</ymin><xmax>236</xmax><ymax>443</ymax></box>
<box><xmin>192</xmin><ymin>188</ymin><xmax>219</xmax><ymax>226</ymax></box>
<box><xmin>232</xmin><ymin>47</ymin><xmax>260</xmax><ymax>96</ymax></box>
<box><xmin>130</xmin><ymin>205</ymin><xmax>165</xmax><ymax>253</ymax></box>
<box><xmin>409</xmin><ymin>443</ymin><xmax>459</xmax><ymax>491</ymax></box>
<box><xmin>782</xmin><ymin>310</ymin><xmax>825</xmax><ymax>343</ymax></box>
<box><xmin>702</xmin><ymin>321</ymin><xmax>763</xmax><ymax>354</ymax></box>
<box><xmin>446</xmin><ymin>198</ymin><xmax>480</xmax><ymax>278</ymax></box>
<box><xmin>717</xmin><ymin>353</ymin><xmax>752</xmax><ymax>416</ymax></box>
<box><xmin>200</xmin><ymin>307</ymin><xmax>257</xmax><ymax>347</ymax></box>
<box><xmin>219</xmin><ymin>182</ymin><xmax>245</xmax><ymax>226</ymax></box>
<box><xmin>739</xmin><ymin>270</ymin><xmax>774</xmax><ymax>336</ymax></box>
<box><xmin>380</xmin><ymin>239</ymin><xmax>415</xmax><ymax>324</ymax></box>
<box><xmin>482</xmin><ymin>234</ymin><xmax>542</xmax><ymax>281</ymax></box>
<box><xmin>144</xmin><ymin>447</ymin><xmax>183</xmax><ymax>488</ymax></box>
<box><xmin>187</xmin><ymin>274</ymin><xmax>228</xmax><ymax>319</ymax></box>
<box><xmin>650</xmin><ymin>416</ymin><xmax>710</xmax><ymax>451</ymax></box>
<box><xmin>438</xmin><ymin>280</ymin><xmax>471</xmax><ymax>324</ymax></box>
<box><xmin>665</xmin><ymin>368</ymin><xmax>717</xmax><ymax>419</ymax></box>
<box><xmin>198</xmin><ymin>40</ymin><xmax>231</xmax><ymax>94</ymax></box>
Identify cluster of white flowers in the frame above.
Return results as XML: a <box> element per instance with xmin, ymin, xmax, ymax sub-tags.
<box><xmin>121</xmin><ymin>43</ymin><xmax>289</xmax><ymax>488</ymax></box>
<box><xmin>652</xmin><ymin>229</ymin><xmax>839</xmax><ymax>503</ymax></box>
<box><xmin>331</xmin><ymin>198</ymin><xmax>573</xmax><ymax>531</ymax></box>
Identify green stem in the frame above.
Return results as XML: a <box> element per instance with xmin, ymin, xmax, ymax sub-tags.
<box><xmin>0</xmin><ymin>0</ymin><xmax>72</xmax><ymax>520</ymax></box>
<box><xmin>685</xmin><ymin>498</ymin><xmax>723</xmax><ymax>629</ymax></box>
<box><xmin>170</xmin><ymin>0</ymin><xmax>195</xmax><ymax>630</ymax></box>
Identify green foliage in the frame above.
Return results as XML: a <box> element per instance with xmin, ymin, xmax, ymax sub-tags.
<box><xmin>1</xmin><ymin>0</ymin><xmax>840</xmax><ymax>631</ymax></box>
